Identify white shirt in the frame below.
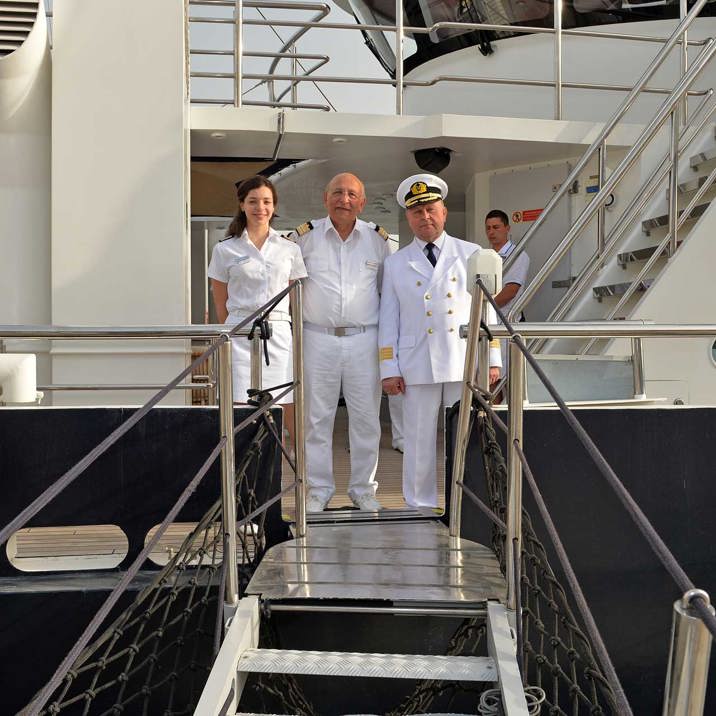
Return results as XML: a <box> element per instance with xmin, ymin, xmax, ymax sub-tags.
<box><xmin>296</xmin><ymin>217</ymin><xmax>391</xmax><ymax>327</ymax></box>
<box><xmin>415</xmin><ymin>233</ymin><xmax>446</xmax><ymax>266</ymax></box>
<box><xmin>498</xmin><ymin>240</ymin><xmax>530</xmax><ymax>318</ymax></box>
<box><xmin>207</xmin><ymin>228</ymin><xmax>307</xmax><ymax>316</ymax></box>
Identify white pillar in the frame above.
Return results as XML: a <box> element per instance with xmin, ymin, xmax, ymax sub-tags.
<box><xmin>0</xmin><ymin>4</ymin><xmax>52</xmax><ymax>392</ymax></box>
<box><xmin>51</xmin><ymin>0</ymin><xmax>190</xmax><ymax>405</ymax></box>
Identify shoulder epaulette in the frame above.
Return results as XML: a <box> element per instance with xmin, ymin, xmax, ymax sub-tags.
<box><xmin>294</xmin><ymin>221</ymin><xmax>314</xmax><ymax>237</ymax></box>
<box><xmin>373</xmin><ymin>223</ymin><xmax>390</xmax><ymax>241</ymax></box>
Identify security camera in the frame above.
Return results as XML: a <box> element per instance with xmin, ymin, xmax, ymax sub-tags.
<box><xmin>413</xmin><ymin>147</ymin><xmax>452</xmax><ymax>174</ymax></box>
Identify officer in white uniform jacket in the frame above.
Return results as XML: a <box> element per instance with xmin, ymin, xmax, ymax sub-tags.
<box><xmin>291</xmin><ymin>173</ymin><xmax>391</xmax><ymax>513</ymax></box>
<box><xmin>379</xmin><ymin>174</ymin><xmax>502</xmax><ymax>508</ymax></box>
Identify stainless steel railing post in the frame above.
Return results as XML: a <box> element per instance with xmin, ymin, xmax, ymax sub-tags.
<box><xmin>669</xmin><ymin>109</ymin><xmax>680</xmax><ymax>256</ymax></box>
<box><xmin>663</xmin><ymin>589</ymin><xmax>714</xmax><ymax>715</ymax></box>
<box><xmin>449</xmin><ymin>278</ymin><xmax>484</xmax><ymax>537</ymax></box>
<box><xmin>250</xmin><ymin>332</ymin><xmax>262</xmax><ymax>392</ymax></box>
<box><xmin>681</xmin><ymin>0</ymin><xmax>689</xmax><ymax>127</ymax></box>
<box><xmin>218</xmin><ymin>336</ymin><xmax>239</xmax><ymax>606</ymax></box>
<box><xmin>234</xmin><ymin>0</ymin><xmax>243</xmax><ymax>107</ymax></box>
<box><xmin>631</xmin><ymin>337</ymin><xmax>646</xmax><ymax>399</ymax></box>
<box><xmin>477</xmin><ymin>300</ymin><xmax>491</xmax><ymax>394</ymax></box>
<box><xmin>506</xmin><ymin>340</ymin><xmax>525</xmax><ymax>612</ymax></box>
<box><xmin>395</xmin><ymin>0</ymin><xmax>403</xmax><ymax>115</ymax></box>
<box><xmin>597</xmin><ymin>141</ymin><xmax>607</xmax><ymax>259</ymax></box>
<box><xmin>290</xmin><ymin>44</ymin><xmax>298</xmax><ymax>106</ymax></box>
<box><xmin>290</xmin><ymin>282</ymin><xmax>307</xmax><ymax>538</ymax></box>
<box><xmin>553</xmin><ymin>0</ymin><xmax>563</xmax><ymax>119</ymax></box>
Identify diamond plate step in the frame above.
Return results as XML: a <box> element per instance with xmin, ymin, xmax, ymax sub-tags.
<box><xmin>593</xmin><ymin>279</ymin><xmax>653</xmax><ymax>300</ymax></box>
<box><xmin>238</xmin><ymin>648</ymin><xmax>496</xmax><ymax>681</ymax></box>
<box><xmin>641</xmin><ymin>202</ymin><xmax>708</xmax><ymax>233</ymax></box>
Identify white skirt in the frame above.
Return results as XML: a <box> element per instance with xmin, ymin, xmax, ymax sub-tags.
<box><xmin>226</xmin><ymin>318</ymin><xmax>294</xmax><ymax>404</ymax></box>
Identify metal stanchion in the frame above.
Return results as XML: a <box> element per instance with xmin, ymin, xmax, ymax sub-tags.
<box><xmin>506</xmin><ymin>340</ymin><xmax>525</xmax><ymax>612</ymax></box>
<box><xmin>553</xmin><ymin>0</ymin><xmax>563</xmax><ymax>119</ymax></box>
<box><xmin>449</xmin><ymin>278</ymin><xmax>484</xmax><ymax>537</ymax></box>
<box><xmin>663</xmin><ymin>589</ymin><xmax>714</xmax><ymax>715</ymax></box>
<box><xmin>477</xmin><ymin>300</ymin><xmax>491</xmax><ymax>394</ymax></box>
<box><xmin>631</xmin><ymin>337</ymin><xmax>646</xmax><ymax>399</ymax></box>
<box><xmin>249</xmin><ymin>331</ymin><xmax>262</xmax><ymax>392</ymax></box>
<box><xmin>394</xmin><ymin>0</ymin><xmax>403</xmax><ymax>115</ymax></box>
<box><xmin>234</xmin><ymin>0</ymin><xmax>243</xmax><ymax>107</ymax></box>
<box><xmin>668</xmin><ymin>110</ymin><xmax>680</xmax><ymax>256</ymax></box>
<box><xmin>290</xmin><ymin>282</ymin><xmax>307</xmax><ymax>538</ymax></box>
<box><xmin>597</xmin><ymin>141</ymin><xmax>607</xmax><ymax>259</ymax></box>
<box><xmin>218</xmin><ymin>336</ymin><xmax>239</xmax><ymax>607</ymax></box>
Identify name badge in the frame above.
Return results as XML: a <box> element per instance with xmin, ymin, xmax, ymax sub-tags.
<box><xmin>365</xmin><ymin>260</ymin><xmax>380</xmax><ymax>270</ymax></box>
<box><xmin>233</xmin><ymin>256</ymin><xmax>250</xmax><ymax>265</ymax></box>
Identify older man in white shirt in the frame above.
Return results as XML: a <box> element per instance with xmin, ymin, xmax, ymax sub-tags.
<box><xmin>379</xmin><ymin>174</ymin><xmax>502</xmax><ymax>508</ymax></box>
<box><xmin>292</xmin><ymin>173</ymin><xmax>390</xmax><ymax>512</ymax></box>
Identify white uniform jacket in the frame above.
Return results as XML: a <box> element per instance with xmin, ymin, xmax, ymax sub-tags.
<box><xmin>379</xmin><ymin>233</ymin><xmax>501</xmax><ymax>385</ymax></box>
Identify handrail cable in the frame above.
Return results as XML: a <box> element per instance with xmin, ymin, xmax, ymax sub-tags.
<box><xmin>476</xmin><ymin>277</ymin><xmax>716</xmax><ymax>644</ymax></box>
<box><xmin>0</xmin><ymin>280</ymin><xmax>300</xmax><ymax>549</ymax></box>
<box><xmin>502</xmin><ymin>0</ymin><xmax>710</xmax><ymax>304</ymax></box>
<box><xmin>468</xmin><ymin>388</ymin><xmax>629</xmax><ymax>710</ymax></box>
<box><xmin>24</xmin><ymin>438</ymin><xmax>227</xmax><ymax>716</ymax></box>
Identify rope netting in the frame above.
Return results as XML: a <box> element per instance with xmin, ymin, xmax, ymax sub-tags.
<box><xmin>478</xmin><ymin>413</ymin><xmax>618</xmax><ymax>715</ymax></box>
<box><xmin>32</xmin><ymin>412</ymin><xmax>283</xmax><ymax>716</ymax></box>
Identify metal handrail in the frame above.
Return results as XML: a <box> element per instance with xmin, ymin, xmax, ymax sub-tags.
<box><xmin>503</xmin><ymin>0</ymin><xmax>711</xmax><ymax>310</ymax></box>
<box><xmin>188</xmin><ymin>4</ymin><xmax>708</xmax><ymax>114</ymax></box>
<box><xmin>579</xmin><ymin>153</ymin><xmax>716</xmax><ymax>355</ymax></box>
<box><xmin>530</xmin><ymin>90</ymin><xmax>716</xmax><ymax>354</ymax></box>
<box><xmin>507</xmin><ymin>39</ymin><xmax>716</xmax><ymax>324</ymax></box>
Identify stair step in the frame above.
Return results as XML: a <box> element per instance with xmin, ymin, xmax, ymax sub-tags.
<box><xmin>690</xmin><ymin>146</ymin><xmax>716</xmax><ymax>170</ymax></box>
<box><xmin>0</xmin><ymin>30</ymin><xmax>26</xmax><ymax>40</ymax></box>
<box><xmin>617</xmin><ymin>245</ymin><xmax>670</xmax><ymax>266</ymax></box>
<box><xmin>593</xmin><ymin>278</ymin><xmax>653</xmax><ymax>299</ymax></box>
<box><xmin>0</xmin><ymin>13</ymin><xmax>34</xmax><ymax>22</ymax></box>
<box><xmin>0</xmin><ymin>1</ymin><xmax>38</xmax><ymax>9</ymax></box>
<box><xmin>676</xmin><ymin>173</ymin><xmax>716</xmax><ymax>195</ymax></box>
<box><xmin>305</xmin><ymin>505</ymin><xmax>437</xmax><ymax>524</ymax></box>
<box><xmin>238</xmin><ymin>648</ymin><xmax>496</xmax><ymax>681</ymax></box>
<box><xmin>642</xmin><ymin>201</ymin><xmax>708</xmax><ymax>233</ymax></box>
<box><xmin>0</xmin><ymin>40</ymin><xmax>21</xmax><ymax>50</ymax></box>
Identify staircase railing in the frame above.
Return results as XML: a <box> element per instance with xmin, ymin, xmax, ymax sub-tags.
<box><xmin>450</xmin><ymin>278</ymin><xmax>716</xmax><ymax>714</ymax></box>
<box><xmin>505</xmin><ymin>0</ymin><xmax>714</xmax><ymax>325</ymax></box>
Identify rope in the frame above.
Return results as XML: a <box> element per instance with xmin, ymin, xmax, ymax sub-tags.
<box><xmin>475</xmin><ymin>276</ymin><xmax>716</xmax><ymax>642</ymax></box>
<box><xmin>477</xmin><ymin>415</ymin><xmax>618</xmax><ymax>714</ymax></box>
<box><xmin>26</xmin><ymin>438</ymin><xmax>226</xmax><ymax>716</ymax></box>
<box><xmin>513</xmin><ymin>439</ymin><xmax>630</xmax><ymax>714</ymax></box>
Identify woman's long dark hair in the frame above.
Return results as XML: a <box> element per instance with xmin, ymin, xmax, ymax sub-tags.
<box><xmin>226</xmin><ymin>175</ymin><xmax>278</xmax><ymax>237</ymax></box>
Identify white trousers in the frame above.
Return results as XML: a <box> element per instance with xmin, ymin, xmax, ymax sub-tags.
<box><xmin>303</xmin><ymin>327</ymin><xmax>381</xmax><ymax>501</ymax></box>
<box><xmin>402</xmin><ymin>381</ymin><xmax>462</xmax><ymax>508</ymax></box>
<box><xmin>388</xmin><ymin>393</ymin><xmax>404</xmax><ymax>447</ymax></box>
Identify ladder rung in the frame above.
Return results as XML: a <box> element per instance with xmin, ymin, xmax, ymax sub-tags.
<box><xmin>238</xmin><ymin>648</ymin><xmax>496</xmax><ymax>681</ymax></box>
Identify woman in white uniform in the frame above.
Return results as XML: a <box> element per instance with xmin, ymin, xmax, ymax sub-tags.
<box><xmin>208</xmin><ymin>175</ymin><xmax>307</xmax><ymax>449</ymax></box>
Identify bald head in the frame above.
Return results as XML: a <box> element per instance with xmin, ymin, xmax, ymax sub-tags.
<box><xmin>324</xmin><ymin>173</ymin><xmax>367</xmax><ymax>234</ymax></box>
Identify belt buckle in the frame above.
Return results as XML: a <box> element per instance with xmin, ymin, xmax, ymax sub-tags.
<box><xmin>334</xmin><ymin>327</ymin><xmax>347</xmax><ymax>337</ymax></box>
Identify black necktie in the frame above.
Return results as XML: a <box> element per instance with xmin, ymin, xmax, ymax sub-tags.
<box><xmin>425</xmin><ymin>243</ymin><xmax>437</xmax><ymax>267</ymax></box>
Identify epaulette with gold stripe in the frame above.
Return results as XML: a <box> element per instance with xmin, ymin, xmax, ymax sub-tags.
<box><xmin>294</xmin><ymin>221</ymin><xmax>314</xmax><ymax>236</ymax></box>
<box><xmin>373</xmin><ymin>223</ymin><xmax>390</xmax><ymax>241</ymax></box>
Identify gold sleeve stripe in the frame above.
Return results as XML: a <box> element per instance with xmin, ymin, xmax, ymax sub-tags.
<box><xmin>489</xmin><ymin>339</ymin><xmax>501</xmax><ymax>348</ymax></box>
<box><xmin>379</xmin><ymin>346</ymin><xmax>394</xmax><ymax>361</ymax></box>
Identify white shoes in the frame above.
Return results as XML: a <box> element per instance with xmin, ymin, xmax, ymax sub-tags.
<box><xmin>351</xmin><ymin>493</ymin><xmax>382</xmax><ymax>512</ymax></box>
<box><xmin>391</xmin><ymin>440</ymin><xmax>404</xmax><ymax>454</ymax></box>
<box><xmin>306</xmin><ymin>492</ymin><xmax>329</xmax><ymax>512</ymax></box>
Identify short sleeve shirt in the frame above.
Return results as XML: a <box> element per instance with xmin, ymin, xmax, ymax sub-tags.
<box><xmin>207</xmin><ymin>228</ymin><xmax>307</xmax><ymax>315</ymax></box>
<box><xmin>499</xmin><ymin>241</ymin><xmax>530</xmax><ymax>318</ymax></box>
<box><xmin>295</xmin><ymin>217</ymin><xmax>391</xmax><ymax>327</ymax></box>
